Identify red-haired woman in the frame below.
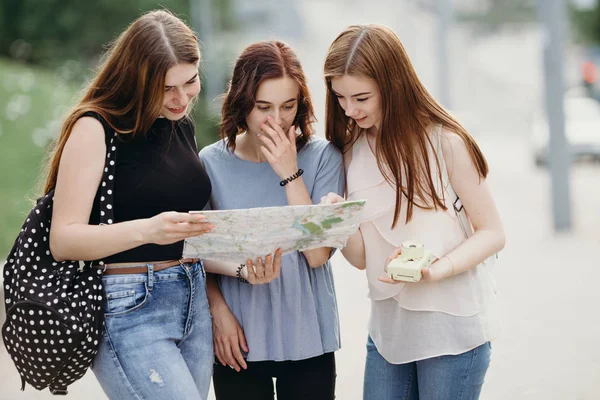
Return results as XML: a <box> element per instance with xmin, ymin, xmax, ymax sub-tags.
<box><xmin>322</xmin><ymin>25</ymin><xmax>505</xmax><ymax>399</ymax></box>
<box><xmin>200</xmin><ymin>40</ymin><xmax>344</xmax><ymax>400</ymax></box>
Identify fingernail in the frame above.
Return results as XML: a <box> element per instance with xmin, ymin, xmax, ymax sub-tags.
<box><xmin>266</xmin><ymin>256</ymin><xmax>272</xmax><ymax>261</ymax></box>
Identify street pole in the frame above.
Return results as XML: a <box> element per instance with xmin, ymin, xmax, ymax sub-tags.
<box><xmin>537</xmin><ymin>0</ymin><xmax>572</xmax><ymax>231</ymax></box>
<box><xmin>437</xmin><ymin>0</ymin><xmax>452</xmax><ymax>108</ymax></box>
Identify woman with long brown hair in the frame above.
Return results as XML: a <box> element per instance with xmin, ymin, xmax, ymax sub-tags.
<box><xmin>46</xmin><ymin>10</ymin><xmax>280</xmax><ymax>399</ymax></box>
<box><xmin>200</xmin><ymin>40</ymin><xmax>344</xmax><ymax>400</ymax></box>
<box><xmin>322</xmin><ymin>25</ymin><xmax>505</xmax><ymax>399</ymax></box>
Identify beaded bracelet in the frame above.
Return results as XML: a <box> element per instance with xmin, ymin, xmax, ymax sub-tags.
<box><xmin>236</xmin><ymin>264</ymin><xmax>249</xmax><ymax>284</ymax></box>
<box><xmin>280</xmin><ymin>169</ymin><xmax>304</xmax><ymax>187</ymax></box>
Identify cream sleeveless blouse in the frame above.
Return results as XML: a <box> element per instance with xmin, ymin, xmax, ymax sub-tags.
<box><xmin>347</xmin><ymin>125</ymin><xmax>499</xmax><ymax>363</ymax></box>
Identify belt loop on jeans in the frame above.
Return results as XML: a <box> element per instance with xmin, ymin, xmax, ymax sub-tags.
<box><xmin>147</xmin><ymin>264</ymin><xmax>154</xmax><ymax>291</ymax></box>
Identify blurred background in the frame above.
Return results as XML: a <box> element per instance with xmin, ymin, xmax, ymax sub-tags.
<box><xmin>1</xmin><ymin>0</ymin><xmax>599</xmax><ymax>399</ymax></box>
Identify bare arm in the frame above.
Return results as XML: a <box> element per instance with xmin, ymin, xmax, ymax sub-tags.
<box><xmin>438</xmin><ymin>131</ymin><xmax>505</xmax><ymax>274</ymax></box>
<box><xmin>320</xmin><ymin>143</ymin><xmax>366</xmax><ymax>270</ymax></box>
<box><xmin>318</xmin><ymin>193</ymin><xmax>366</xmax><ymax>270</ymax></box>
<box><xmin>206</xmin><ymin>274</ymin><xmax>248</xmax><ymax>371</ymax></box>
<box><xmin>282</xmin><ymin>178</ymin><xmax>331</xmax><ymax>267</ymax></box>
<box><xmin>340</xmin><ymin>143</ymin><xmax>366</xmax><ymax>269</ymax></box>
<box><xmin>203</xmin><ymin>249</ymin><xmax>282</xmax><ymax>284</ymax></box>
<box><xmin>49</xmin><ymin>117</ymin><xmax>212</xmax><ymax>261</ymax></box>
<box><xmin>203</xmin><ymin>259</ymin><xmax>246</xmax><ymax>278</ymax></box>
<box><xmin>420</xmin><ymin>130</ymin><xmax>505</xmax><ymax>280</ymax></box>
<box><xmin>259</xmin><ymin>118</ymin><xmax>331</xmax><ymax>268</ymax></box>
<box><xmin>206</xmin><ymin>273</ymin><xmax>229</xmax><ymax>313</ymax></box>
<box><xmin>377</xmin><ymin>130</ymin><xmax>505</xmax><ymax>283</ymax></box>
<box><xmin>340</xmin><ymin>228</ymin><xmax>366</xmax><ymax>270</ymax></box>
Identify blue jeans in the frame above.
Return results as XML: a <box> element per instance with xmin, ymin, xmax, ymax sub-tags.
<box><xmin>363</xmin><ymin>336</ymin><xmax>491</xmax><ymax>400</ymax></box>
<box><xmin>92</xmin><ymin>261</ymin><xmax>213</xmax><ymax>400</ymax></box>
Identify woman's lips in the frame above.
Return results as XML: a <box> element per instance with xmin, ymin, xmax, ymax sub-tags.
<box><xmin>168</xmin><ymin>105</ymin><xmax>186</xmax><ymax>114</ymax></box>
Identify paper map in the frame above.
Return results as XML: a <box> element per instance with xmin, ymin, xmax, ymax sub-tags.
<box><xmin>182</xmin><ymin>200</ymin><xmax>366</xmax><ymax>263</ymax></box>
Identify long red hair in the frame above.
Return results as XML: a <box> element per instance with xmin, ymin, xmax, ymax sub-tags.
<box><xmin>324</xmin><ymin>24</ymin><xmax>488</xmax><ymax>227</ymax></box>
<box><xmin>43</xmin><ymin>9</ymin><xmax>200</xmax><ymax>194</ymax></box>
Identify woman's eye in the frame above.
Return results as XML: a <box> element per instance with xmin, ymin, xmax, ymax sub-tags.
<box><xmin>165</xmin><ymin>87</ymin><xmax>173</xmax><ymax>92</ymax></box>
<box><xmin>186</xmin><ymin>79</ymin><xmax>197</xmax><ymax>85</ymax></box>
<box><xmin>357</xmin><ymin>98</ymin><xmax>368</xmax><ymax>102</ymax></box>
<box><xmin>283</xmin><ymin>105</ymin><xmax>295</xmax><ymax>110</ymax></box>
<box><xmin>257</xmin><ymin>106</ymin><xmax>270</xmax><ymax>111</ymax></box>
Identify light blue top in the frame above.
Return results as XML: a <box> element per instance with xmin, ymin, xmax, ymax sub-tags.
<box><xmin>199</xmin><ymin>136</ymin><xmax>344</xmax><ymax>362</ymax></box>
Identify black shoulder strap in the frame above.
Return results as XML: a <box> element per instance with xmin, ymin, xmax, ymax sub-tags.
<box><xmin>82</xmin><ymin>112</ymin><xmax>118</xmax><ymax>267</ymax></box>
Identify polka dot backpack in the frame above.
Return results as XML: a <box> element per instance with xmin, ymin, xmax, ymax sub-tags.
<box><xmin>2</xmin><ymin>114</ymin><xmax>117</xmax><ymax>395</ymax></box>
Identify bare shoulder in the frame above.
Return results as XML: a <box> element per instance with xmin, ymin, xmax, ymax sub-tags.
<box><xmin>439</xmin><ymin>127</ymin><xmax>466</xmax><ymax>152</ymax></box>
<box><xmin>61</xmin><ymin>116</ymin><xmax>107</xmax><ymax>158</ymax></box>
<box><xmin>69</xmin><ymin>116</ymin><xmax>106</xmax><ymax>144</ymax></box>
<box><xmin>60</xmin><ymin>116</ymin><xmax>107</xmax><ymax>172</ymax></box>
<box><xmin>439</xmin><ymin>127</ymin><xmax>475</xmax><ymax>168</ymax></box>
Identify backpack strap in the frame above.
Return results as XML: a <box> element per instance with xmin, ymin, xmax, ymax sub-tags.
<box><xmin>82</xmin><ymin>112</ymin><xmax>118</xmax><ymax>268</ymax></box>
<box><xmin>98</xmin><ymin>130</ymin><xmax>117</xmax><ymax>226</ymax></box>
<box><xmin>435</xmin><ymin>125</ymin><xmax>498</xmax><ymax>262</ymax></box>
<box><xmin>434</xmin><ymin>125</ymin><xmax>473</xmax><ymax>238</ymax></box>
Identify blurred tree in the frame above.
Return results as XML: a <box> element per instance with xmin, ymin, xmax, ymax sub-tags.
<box><xmin>0</xmin><ymin>0</ymin><xmax>236</xmax><ymax>146</ymax></box>
<box><xmin>0</xmin><ymin>0</ymin><xmax>232</xmax><ymax>67</ymax></box>
<box><xmin>570</xmin><ymin>2</ymin><xmax>600</xmax><ymax>44</ymax></box>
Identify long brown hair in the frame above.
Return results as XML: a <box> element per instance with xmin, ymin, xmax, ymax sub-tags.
<box><xmin>220</xmin><ymin>40</ymin><xmax>316</xmax><ymax>151</ymax></box>
<box><xmin>324</xmin><ymin>24</ymin><xmax>488</xmax><ymax>227</ymax></box>
<box><xmin>43</xmin><ymin>9</ymin><xmax>200</xmax><ymax>194</ymax></box>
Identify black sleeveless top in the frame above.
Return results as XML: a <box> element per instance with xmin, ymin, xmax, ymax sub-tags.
<box><xmin>89</xmin><ymin>114</ymin><xmax>211</xmax><ymax>263</ymax></box>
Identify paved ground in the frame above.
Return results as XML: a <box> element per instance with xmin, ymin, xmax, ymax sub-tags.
<box><xmin>2</xmin><ymin>0</ymin><xmax>599</xmax><ymax>399</ymax></box>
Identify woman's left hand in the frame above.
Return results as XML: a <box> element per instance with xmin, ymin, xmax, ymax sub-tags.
<box><xmin>244</xmin><ymin>249</ymin><xmax>283</xmax><ymax>284</ymax></box>
<box><xmin>377</xmin><ymin>249</ymin><xmax>453</xmax><ymax>284</ymax></box>
<box><xmin>258</xmin><ymin>116</ymin><xmax>299</xmax><ymax>180</ymax></box>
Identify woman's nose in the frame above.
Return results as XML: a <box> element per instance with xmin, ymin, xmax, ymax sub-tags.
<box><xmin>172</xmin><ymin>87</ymin><xmax>186</xmax><ymax>106</ymax></box>
<box><xmin>345</xmin><ymin>104</ymin><xmax>357</xmax><ymax>118</ymax></box>
<box><xmin>270</xmin><ymin>110</ymin><xmax>283</xmax><ymax>126</ymax></box>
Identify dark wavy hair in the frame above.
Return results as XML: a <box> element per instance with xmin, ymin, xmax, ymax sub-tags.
<box><xmin>220</xmin><ymin>40</ymin><xmax>316</xmax><ymax>151</ymax></box>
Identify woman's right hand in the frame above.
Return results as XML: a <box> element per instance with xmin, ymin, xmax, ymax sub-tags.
<box><xmin>212</xmin><ymin>304</ymin><xmax>248</xmax><ymax>372</ymax></box>
<box><xmin>320</xmin><ymin>192</ymin><xmax>345</xmax><ymax>205</ymax></box>
<box><xmin>144</xmin><ymin>211</ymin><xmax>213</xmax><ymax>245</ymax></box>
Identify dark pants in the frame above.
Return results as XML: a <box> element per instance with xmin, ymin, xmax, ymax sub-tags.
<box><xmin>213</xmin><ymin>352</ymin><xmax>336</xmax><ymax>400</ymax></box>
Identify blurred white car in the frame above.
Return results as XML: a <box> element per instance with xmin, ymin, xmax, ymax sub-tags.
<box><xmin>532</xmin><ymin>96</ymin><xmax>600</xmax><ymax>166</ymax></box>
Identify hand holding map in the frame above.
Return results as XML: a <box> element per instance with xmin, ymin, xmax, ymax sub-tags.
<box><xmin>182</xmin><ymin>200</ymin><xmax>366</xmax><ymax>263</ymax></box>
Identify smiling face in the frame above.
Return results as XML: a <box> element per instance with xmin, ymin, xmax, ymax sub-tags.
<box><xmin>246</xmin><ymin>76</ymin><xmax>299</xmax><ymax>136</ymax></box>
<box><xmin>330</xmin><ymin>74</ymin><xmax>382</xmax><ymax>132</ymax></box>
<box><xmin>161</xmin><ymin>62</ymin><xmax>201</xmax><ymax>120</ymax></box>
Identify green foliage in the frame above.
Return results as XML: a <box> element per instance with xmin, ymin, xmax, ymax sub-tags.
<box><xmin>0</xmin><ymin>0</ymin><xmax>234</xmax><ymax>70</ymax></box>
<box><xmin>0</xmin><ymin>58</ymin><xmax>78</xmax><ymax>258</ymax></box>
<box><xmin>570</xmin><ymin>4</ymin><xmax>600</xmax><ymax>44</ymax></box>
